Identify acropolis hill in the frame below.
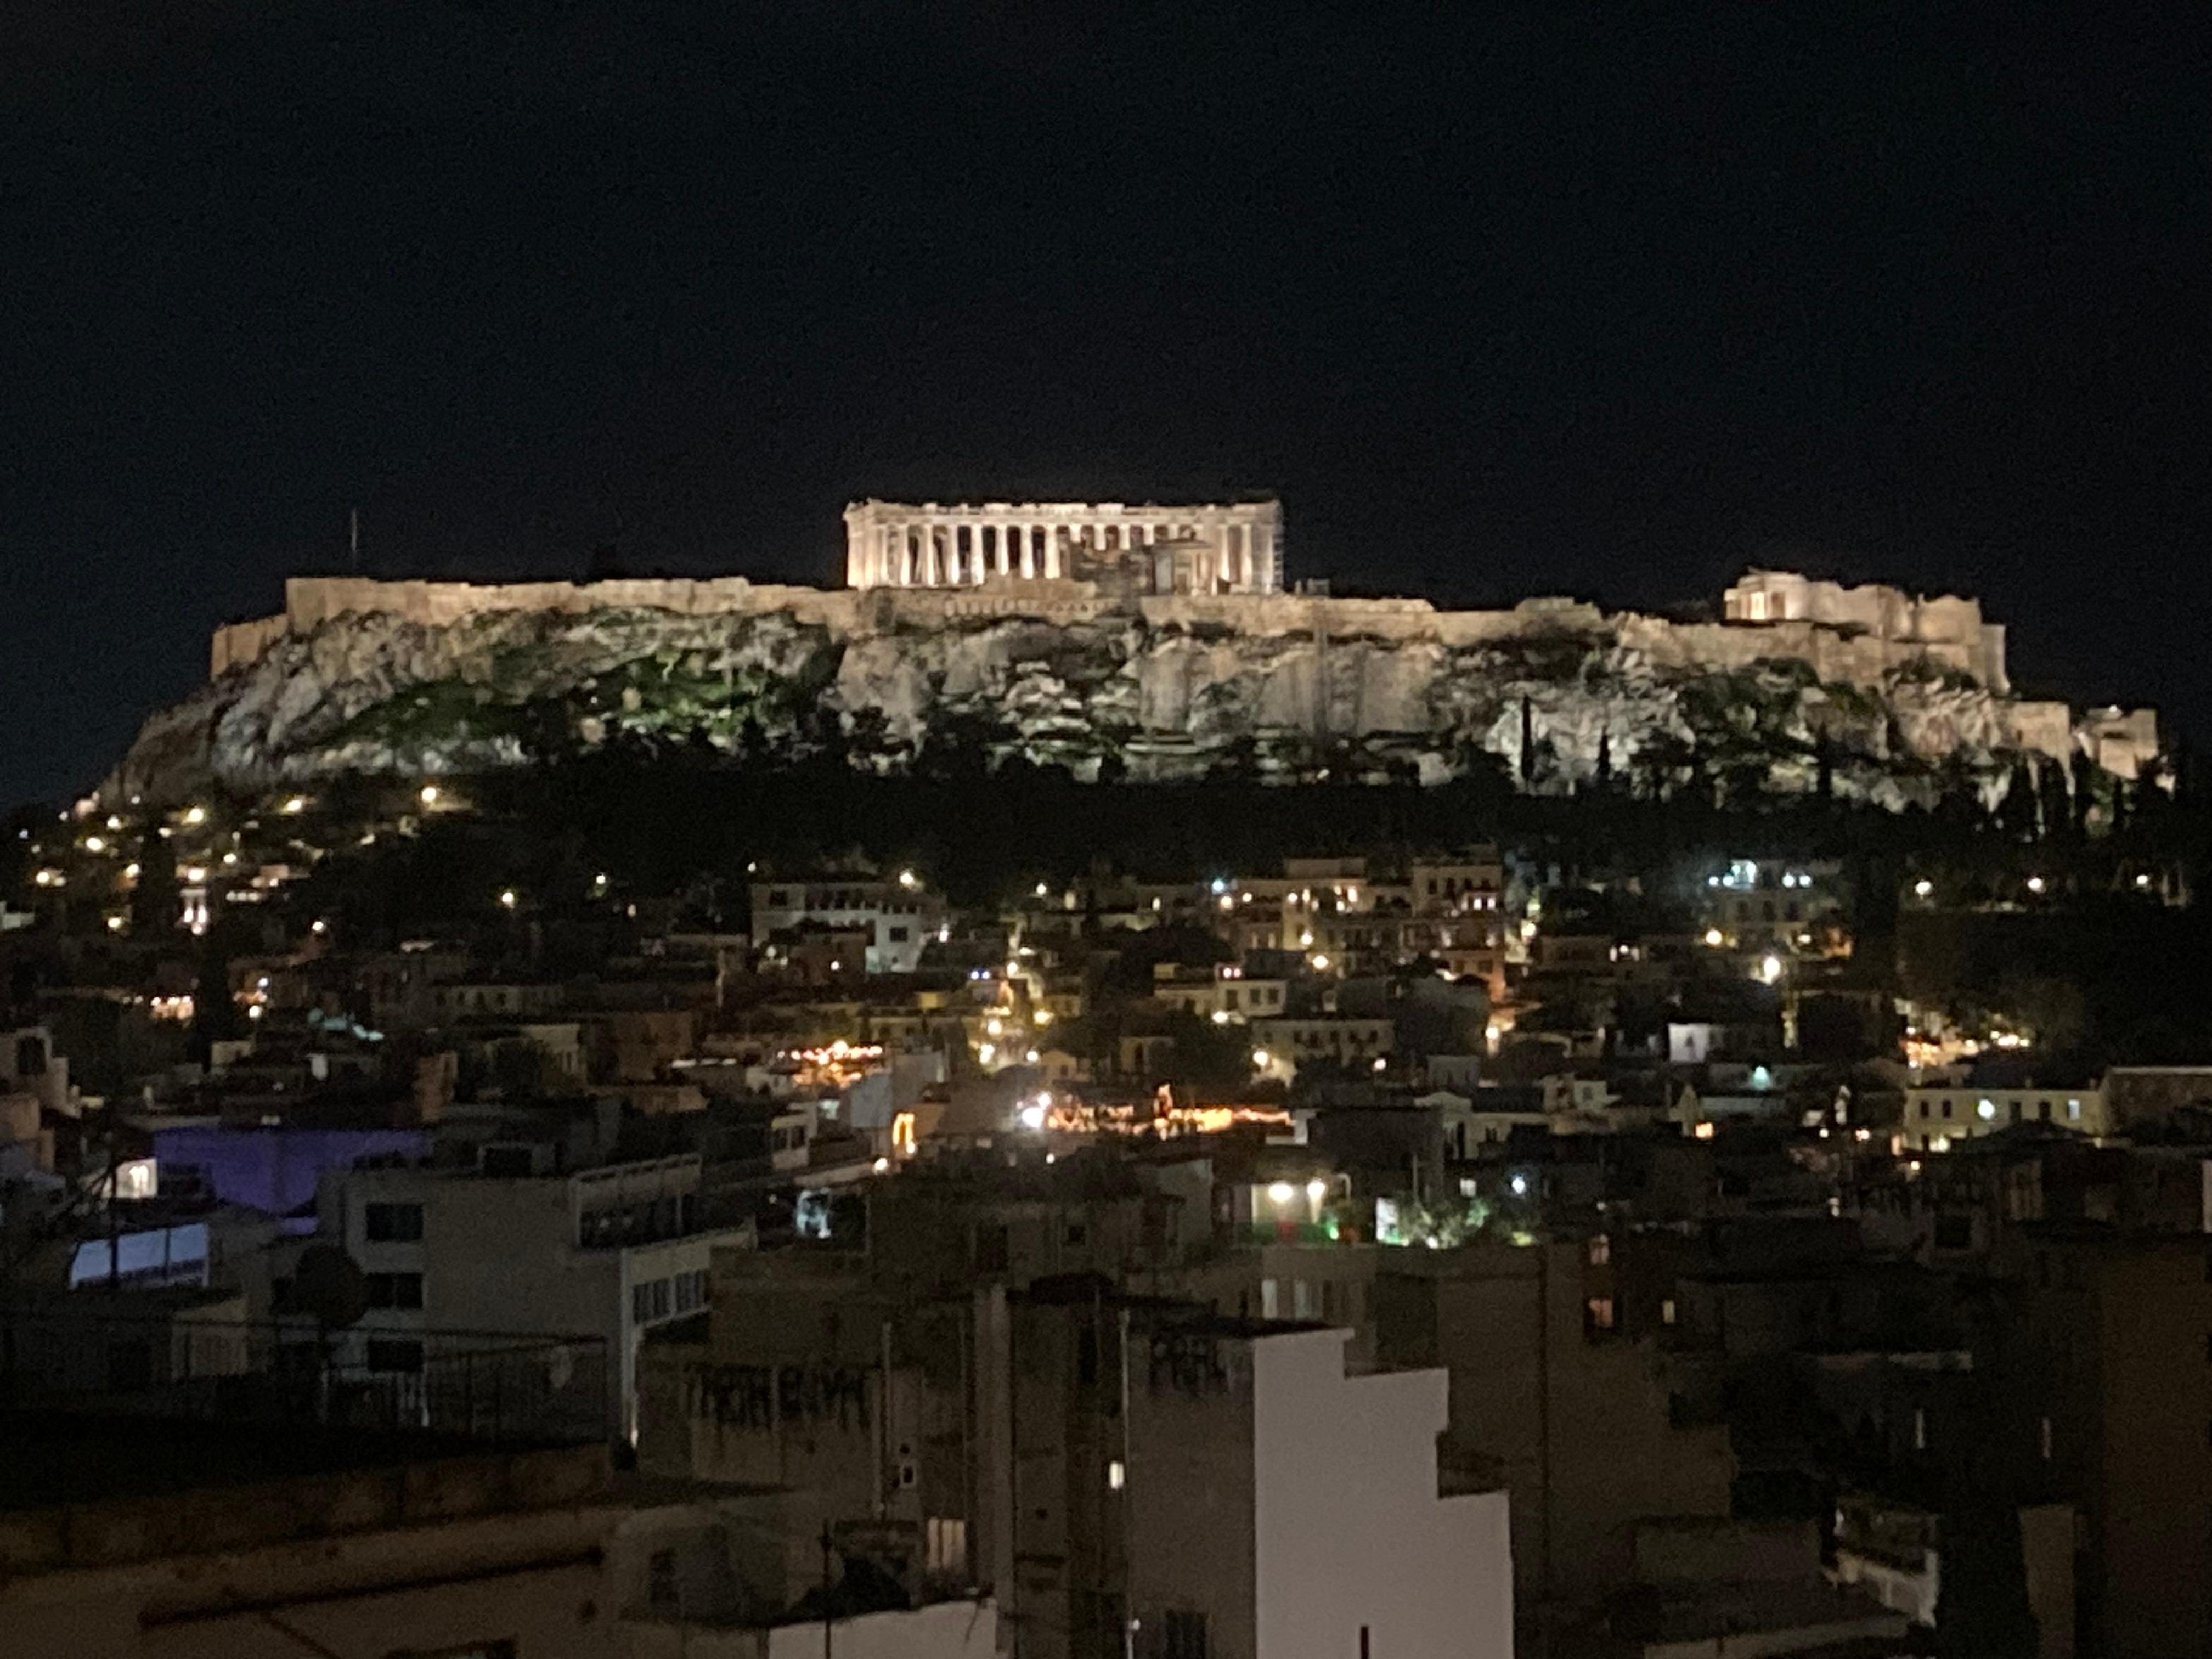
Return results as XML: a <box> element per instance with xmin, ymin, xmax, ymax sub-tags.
<box><xmin>112</xmin><ymin>499</ymin><xmax>2158</xmax><ymax>806</ymax></box>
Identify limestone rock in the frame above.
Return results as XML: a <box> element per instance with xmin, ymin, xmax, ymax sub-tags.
<box><xmin>106</xmin><ymin>589</ymin><xmax>2131</xmax><ymax>808</ymax></box>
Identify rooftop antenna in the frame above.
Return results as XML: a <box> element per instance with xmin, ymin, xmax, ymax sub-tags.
<box><xmin>348</xmin><ymin>507</ymin><xmax>360</xmax><ymax>573</ymax></box>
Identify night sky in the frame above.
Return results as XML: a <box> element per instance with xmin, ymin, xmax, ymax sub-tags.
<box><xmin>4</xmin><ymin>3</ymin><xmax>2205</xmax><ymax>803</ymax></box>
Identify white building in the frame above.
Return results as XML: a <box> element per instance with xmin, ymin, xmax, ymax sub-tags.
<box><xmin>749</xmin><ymin>878</ymin><xmax>947</xmax><ymax>974</ymax></box>
<box><xmin>324</xmin><ymin>1152</ymin><xmax>749</xmax><ymax>1440</ymax></box>
<box><xmin>1130</xmin><ymin>1324</ymin><xmax>1515</xmax><ymax>1658</ymax></box>
<box><xmin>1900</xmin><ymin>1084</ymin><xmax>2106</xmax><ymax>1150</ymax></box>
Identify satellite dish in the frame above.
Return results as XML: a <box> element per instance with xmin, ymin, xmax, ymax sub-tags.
<box><xmin>294</xmin><ymin>1244</ymin><xmax>370</xmax><ymax>1330</ymax></box>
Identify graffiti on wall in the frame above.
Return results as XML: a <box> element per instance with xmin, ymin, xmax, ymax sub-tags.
<box><xmin>689</xmin><ymin>1362</ymin><xmax>874</xmax><ymax>1432</ymax></box>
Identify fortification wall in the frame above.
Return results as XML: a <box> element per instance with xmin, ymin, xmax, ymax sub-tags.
<box><xmin>2008</xmin><ymin>701</ymin><xmax>2074</xmax><ymax>765</ymax></box>
<box><xmin>208</xmin><ymin>572</ymin><xmax>2015</xmax><ymax>695</ymax></box>
<box><xmin>213</xmin><ymin>577</ymin><xmax>868</xmax><ymax>678</ymax></box>
<box><xmin>210</xmin><ymin>615</ymin><xmax>290</xmax><ymax>679</ymax></box>
<box><xmin>282</xmin><ymin>574</ymin><xmax>854</xmax><ymax>631</ymax></box>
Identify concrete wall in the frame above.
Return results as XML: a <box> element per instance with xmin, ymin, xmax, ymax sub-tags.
<box><xmin>1</xmin><ymin>1451</ymin><xmax>617</xmax><ymax>1659</ymax></box>
<box><xmin>1376</xmin><ymin>1241</ymin><xmax>1735</xmax><ymax>1610</ymax></box>
<box><xmin>1250</xmin><ymin>1328</ymin><xmax>1514</xmax><ymax>1659</ymax></box>
<box><xmin>1128</xmin><ymin>1330</ymin><xmax>1259</xmax><ymax>1659</ymax></box>
<box><xmin>2089</xmin><ymin>1245</ymin><xmax>2212</xmax><ymax>1659</ymax></box>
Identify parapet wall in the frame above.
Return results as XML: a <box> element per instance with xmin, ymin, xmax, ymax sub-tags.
<box><xmin>283</xmin><ymin>574</ymin><xmax>856</xmax><ymax>631</ymax></box>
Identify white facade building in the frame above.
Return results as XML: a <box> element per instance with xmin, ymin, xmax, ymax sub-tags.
<box><xmin>1130</xmin><ymin>1324</ymin><xmax>1515</xmax><ymax>1658</ymax></box>
<box><xmin>1901</xmin><ymin>1084</ymin><xmax>2107</xmax><ymax>1150</ymax></box>
<box><xmin>749</xmin><ymin>878</ymin><xmax>947</xmax><ymax>975</ymax></box>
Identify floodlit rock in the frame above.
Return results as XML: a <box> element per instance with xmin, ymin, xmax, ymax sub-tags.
<box><xmin>108</xmin><ymin>578</ymin><xmax>2151</xmax><ymax>806</ymax></box>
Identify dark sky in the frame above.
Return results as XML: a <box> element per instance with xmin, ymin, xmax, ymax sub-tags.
<box><xmin>4</xmin><ymin>3</ymin><xmax>2205</xmax><ymax>803</ymax></box>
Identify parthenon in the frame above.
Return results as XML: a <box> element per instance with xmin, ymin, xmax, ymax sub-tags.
<box><xmin>842</xmin><ymin>498</ymin><xmax>1283</xmax><ymax>595</ymax></box>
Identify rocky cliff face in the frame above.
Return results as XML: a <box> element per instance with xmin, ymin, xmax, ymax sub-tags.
<box><xmin>109</xmin><ymin>593</ymin><xmax>2067</xmax><ymax>808</ymax></box>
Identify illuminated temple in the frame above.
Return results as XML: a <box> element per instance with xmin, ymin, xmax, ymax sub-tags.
<box><xmin>842</xmin><ymin>498</ymin><xmax>1284</xmax><ymax>595</ymax></box>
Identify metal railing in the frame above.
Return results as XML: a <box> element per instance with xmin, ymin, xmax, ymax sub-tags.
<box><xmin>0</xmin><ymin>1308</ymin><xmax>609</xmax><ymax>1446</ymax></box>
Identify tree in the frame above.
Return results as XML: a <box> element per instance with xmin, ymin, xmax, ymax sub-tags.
<box><xmin>189</xmin><ymin>931</ymin><xmax>245</xmax><ymax>1060</ymax></box>
<box><xmin>129</xmin><ymin>827</ymin><xmax>179</xmax><ymax>935</ymax></box>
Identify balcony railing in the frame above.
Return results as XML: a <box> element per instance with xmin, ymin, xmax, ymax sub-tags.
<box><xmin>0</xmin><ymin>1308</ymin><xmax>609</xmax><ymax>1446</ymax></box>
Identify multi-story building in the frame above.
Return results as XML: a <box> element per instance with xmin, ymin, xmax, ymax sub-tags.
<box><xmin>0</xmin><ymin>1368</ymin><xmax>997</xmax><ymax>1658</ymax></box>
<box><xmin>1982</xmin><ymin>1234</ymin><xmax>2212</xmax><ymax>1659</ymax></box>
<box><xmin>1900</xmin><ymin>1083</ymin><xmax>2106</xmax><ymax>1151</ymax></box>
<box><xmin>1696</xmin><ymin>856</ymin><xmax>1849</xmax><ymax>951</ymax></box>
<box><xmin>751</xmin><ymin>877</ymin><xmax>948</xmax><ymax>974</ymax></box>
<box><xmin>640</xmin><ymin>1256</ymin><xmax>1512</xmax><ymax>1659</ymax></box>
<box><xmin>319</xmin><ymin>1151</ymin><xmax>749</xmax><ymax>1439</ymax></box>
<box><xmin>1374</xmin><ymin>1238</ymin><xmax>1737</xmax><ymax>1618</ymax></box>
<box><xmin>1149</xmin><ymin>963</ymin><xmax>1288</xmax><ymax>1024</ymax></box>
<box><xmin>1410</xmin><ymin>850</ymin><xmax>1506</xmax><ymax>916</ymax></box>
<box><xmin>2100</xmin><ymin>1065</ymin><xmax>2212</xmax><ymax>1136</ymax></box>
